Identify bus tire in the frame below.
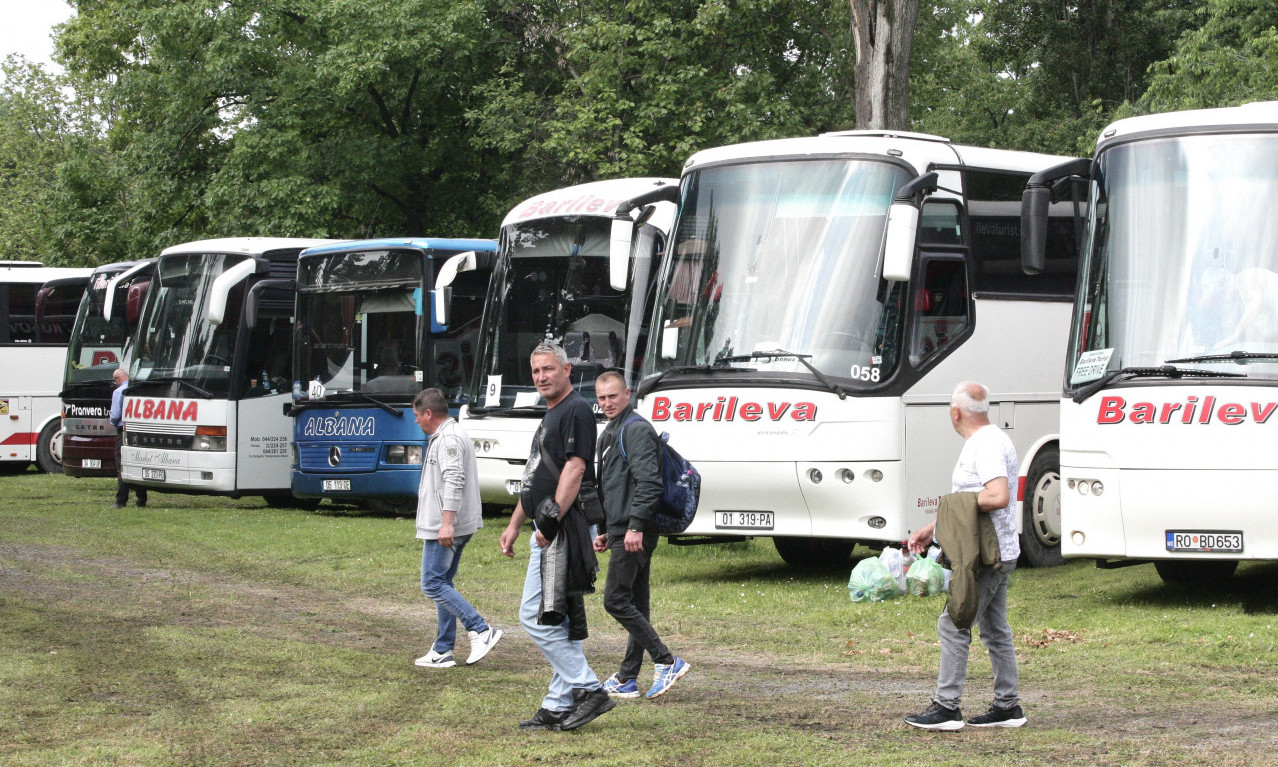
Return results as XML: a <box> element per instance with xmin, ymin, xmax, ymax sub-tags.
<box><xmin>773</xmin><ymin>537</ymin><xmax>855</xmax><ymax>569</ymax></box>
<box><xmin>1020</xmin><ymin>445</ymin><xmax>1064</xmax><ymax>568</ymax></box>
<box><xmin>1154</xmin><ymin>559</ymin><xmax>1237</xmax><ymax>585</ymax></box>
<box><xmin>35</xmin><ymin>420</ymin><xmax>65</xmax><ymax>475</ymax></box>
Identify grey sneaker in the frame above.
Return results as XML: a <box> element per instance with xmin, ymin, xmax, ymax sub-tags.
<box><xmin>967</xmin><ymin>703</ymin><xmax>1027</xmax><ymax>728</ymax></box>
<box><xmin>904</xmin><ymin>701</ymin><xmax>964</xmax><ymax>731</ymax></box>
<box><xmin>413</xmin><ymin>650</ymin><xmax>456</xmax><ymax>668</ymax></box>
<box><xmin>466</xmin><ymin>626</ymin><xmax>503</xmax><ymax>665</ymax></box>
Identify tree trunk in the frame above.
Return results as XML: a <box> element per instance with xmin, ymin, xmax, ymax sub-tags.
<box><xmin>850</xmin><ymin>0</ymin><xmax>920</xmax><ymax>130</ymax></box>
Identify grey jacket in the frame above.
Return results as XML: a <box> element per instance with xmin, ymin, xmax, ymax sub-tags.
<box><xmin>415</xmin><ymin>418</ymin><xmax>482</xmax><ymax>540</ymax></box>
<box><xmin>596</xmin><ymin>406</ymin><xmax>663</xmax><ymax>537</ymax></box>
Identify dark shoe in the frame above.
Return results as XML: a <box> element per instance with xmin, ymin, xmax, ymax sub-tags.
<box><xmin>111</xmin><ymin>502</ymin><xmax>126</xmax><ymax>509</ymax></box>
<box><xmin>967</xmin><ymin>703</ymin><xmax>1027</xmax><ymax>728</ymax></box>
<box><xmin>904</xmin><ymin>701</ymin><xmax>964</xmax><ymax>731</ymax></box>
<box><xmin>519</xmin><ymin>708</ymin><xmax>568</xmax><ymax>731</ymax></box>
<box><xmin>557</xmin><ymin>687</ymin><xmax>617</xmax><ymax>731</ymax></box>
<box><xmin>136</xmin><ymin>501</ymin><xmax>147</xmax><ymax>508</ymax></box>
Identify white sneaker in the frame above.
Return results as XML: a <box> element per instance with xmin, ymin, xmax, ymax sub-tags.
<box><xmin>414</xmin><ymin>650</ymin><xmax>456</xmax><ymax>668</ymax></box>
<box><xmin>466</xmin><ymin>626</ymin><xmax>503</xmax><ymax>665</ymax></box>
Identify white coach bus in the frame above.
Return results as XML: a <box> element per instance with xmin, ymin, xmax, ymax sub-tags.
<box><xmin>609</xmin><ymin>131</ymin><xmax>1081</xmax><ymax>567</ymax></box>
<box><xmin>0</xmin><ymin>262</ymin><xmax>92</xmax><ymax>473</ymax></box>
<box><xmin>1021</xmin><ymin>102</ymin><xmax>1278</xmax><ymax>583</ymax></box>
<box><xmin>121</xmin><ymin>238</ymin><xmax>336</xmax><ymax>503</ymax></box>
<box><xmin>460</xmin><ymin>178</ymin><xmax>677</xmax><ymax>504</ymax></box>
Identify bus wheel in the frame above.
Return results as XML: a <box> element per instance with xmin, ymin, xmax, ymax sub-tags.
<box><xmin>773</xmin><ymin>537</ymin><xmax>855</xmax><ymax>569</ymax></box>
<box><xmin>363</xmin><ymin>498</ymin><xmax>415</xmax><ymax>515</ymax></box>
<box><xmin>35</xmin><ymin>420</ymin><xmax>65</xmax><ymax>475</ymax></box>
<box><xmin>1020</xmin><ymin>445</ymin><xmax>1063</xmax><ymax>568</ymax></box>
<box><xmin>1154</xmin><ymin>559</ymin><xmax>1238</xmax><ymax>585</ymax></box>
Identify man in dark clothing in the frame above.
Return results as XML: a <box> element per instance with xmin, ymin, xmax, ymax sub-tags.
<box><xmin>592</xmin><ymin>371</ymin><xmax>690</xmax><ymax>700</ymax></box>
<box><xmin>108</xmin><ymin>368</ymin><xmax>147</xmax><ymax>509</ymax></box>
<box><xmin>499</xmin><ymin>343</ymin><xmax>612</xmax><ymax>732</ymax></box>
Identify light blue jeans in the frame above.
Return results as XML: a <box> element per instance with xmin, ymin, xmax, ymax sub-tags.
<box><xmin>421</xmin><ymin>535</ymin><xmax>487</xmax><ymax>654</ymax></box>
<box><xmin>935</xmin><ymin>560</ymin><xmax>1020</xmax><ymax>710</ymax></box>
<box><xmin>520</xmin><ymin>537</ymin><xmax>600</xmax><ymax>712</ymax></box>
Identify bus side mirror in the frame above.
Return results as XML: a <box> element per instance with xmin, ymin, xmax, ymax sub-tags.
<box><xmin>660</xmin><ymin>326</ymin><xmax>679</xmax><ymax>360</ymax></box>
<box><xmin>126</xmin><ymin>281</ymin><xmax>149</xmax><ymax>324</ymax></box>
<box><xmin>1020</xmin><ymin>186</ymin><xmax>1050</xmax><ymax>275</ymax></box>
<box><xmin>431</xmin><ymin>286</ymin><xmax>452</xmax><ymax>330</ymax></box>
<box><xmin>882</xmin><ymin>203</ymin><xmax>919</xmax><ymax>282</ymax></box>
<box><xmin>207</xmin><ymin>259</ymin><xmax>259</xmax><ymax>325</ymax></box>
<box><xmin>882</xmin><ymin>172</ymin><xmax>937</xmax><ymax>282</ymax></box>
<box><xmin>610</xmin><ymin>216</ymin><xmax>634</xmax><ymax>291</ymax></box>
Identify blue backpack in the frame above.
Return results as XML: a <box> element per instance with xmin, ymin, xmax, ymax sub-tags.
<box><xmin>617</xmin><ymin>413</ymin><xmax>701</xmax><ymax>534</ymax></box>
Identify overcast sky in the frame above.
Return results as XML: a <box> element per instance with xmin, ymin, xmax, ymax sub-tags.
<box><xmin>0</xmin><ymin>0</ymin><xmax>74</xmax><ymax>81</ymax></box>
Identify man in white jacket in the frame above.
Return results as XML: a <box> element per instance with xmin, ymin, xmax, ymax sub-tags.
<box><xmin>412</xmin><ymin>388</ymin><xmax>502</xmax><ymax>669</ymax></box>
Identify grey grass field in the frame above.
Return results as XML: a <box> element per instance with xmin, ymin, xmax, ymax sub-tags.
<box><xmin>3</xmin><ymin>470</ymin><xmax>1278</xmax><ymax>766</ymax></box>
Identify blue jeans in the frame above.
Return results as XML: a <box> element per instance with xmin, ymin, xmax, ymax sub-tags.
<box><xmin>520</xmin><ymin>538</ymin><xmax>600</xmax><ymax>712</ymax></box>
<box><xmin>421</xmin><ymin>536</ymin><xmax>487</xmax><ymax>654</ymax></box>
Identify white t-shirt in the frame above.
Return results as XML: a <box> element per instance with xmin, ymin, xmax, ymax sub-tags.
<box><xmin>951</xmin><ymin>423</ymin><xmax>1020</xmax><ymax>562</ymax></box>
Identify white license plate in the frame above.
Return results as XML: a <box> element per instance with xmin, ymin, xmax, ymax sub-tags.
<box><xmin>505</xmin><ymin>480</ymin><xmax>522</xmax><ymax>496</ymax></box>
<box><xmin>142</xmin><ymin>468</ymin><xmax>166</xmax><ymax>481</ymax></box>
<box><xmin>82</xmin><ymin>459</ymin><xmax>101</xmax><ymax>469</ymax></box>
<box><xmin>1166</xmin><ymin>530</ymin><xmax>1243</xmax><ymax>554</ymax></box>
<box><xmin>323</xmin><ymin>479</ymin><xmax>351</xmax><ymax>492</ymax></box>
<box><xmin>715</xmin><ymin>511</ymin><xmax>774</xmax><ymax>530</ymax></box>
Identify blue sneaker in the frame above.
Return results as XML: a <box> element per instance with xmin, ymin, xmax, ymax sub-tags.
<box><xmin>602</xmin><ymin>673</ymin><xmax>641</xmax><ymax>699</ymax></box>
<box><xmin>646</xmin><ymin>657</ymin><xmax>690</xmax><ymax>699</ymax></box>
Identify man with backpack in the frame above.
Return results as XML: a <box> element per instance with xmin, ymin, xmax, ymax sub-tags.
<box><xmin>592</xmin><ymin>371</ymin><xmax>690</xmax><ymax>700</ymax></box>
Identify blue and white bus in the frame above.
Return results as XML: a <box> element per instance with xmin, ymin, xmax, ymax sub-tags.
<box><xmin>289</xmin><ymin>238</ymin><xmax>496</xmax><ymax>511</ymax></box>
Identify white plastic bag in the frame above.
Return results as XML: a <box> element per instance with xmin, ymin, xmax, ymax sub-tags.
<box><xmin>879</xmin><ymin>547</ymin><xmax>909</xmax><ymax>594</ymax></box>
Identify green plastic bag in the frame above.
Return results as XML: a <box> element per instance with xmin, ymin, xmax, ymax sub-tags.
<box><xmin>906</xmin><ymin>556</ymin><xmax>946</xmax><ymax>597</ymax></box>
<box><xmin>848</xmin><ymin>557</ymin><xmax>898</xmax><ymax>602</ymax></box>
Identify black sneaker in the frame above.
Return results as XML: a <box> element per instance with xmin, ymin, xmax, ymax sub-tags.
<box><xmin>904</xmin><ymin>701</ymin><xmax>965</xmax><ymax>731</ymax></box>
<box><xmin>518</xmin><ymin>707</ymin><xmax>568</xmax><ymax>731</ymax></box>
<box><xmin>967</xmin><ymin>703</ymin><xmax>1027</xmax><ymax>728</ymax></box>
<box><xmin>110</xmin><ymin>502</ymin><xmax>126</xmax><ymax>509</ymax></box>
<box><xmin>557</xmin><ymin>687</ymin><xmax>617</xmax><ymax>731</ymax></box>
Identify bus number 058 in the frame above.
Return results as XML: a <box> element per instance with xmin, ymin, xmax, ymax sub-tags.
<box><xmin>849</xmin><ymin>365</ymin><xmax>880</xmax><ymax>382</ymax></box>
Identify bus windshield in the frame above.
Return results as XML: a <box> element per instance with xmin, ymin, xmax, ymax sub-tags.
<box><xmin>644</xmin><ymin>158</ymin><xmax>910</xmax><ymax>387</ymax></box>
<box><xmin>130</xmin><ymin>253</ymin><xmax>248</xmax><ymax>397</ymax></box>
<box><xmin>1070</xmin><ymin>133</ymin><xmax>1278</xmax><ymax>385</ymax></box>
<box><xmin>295</xmin><ymin>250</ymin><xmax>424</xmax><ymax>398</ymax></box>
<box><xmin>472</xmin><ymin>216</ymin><xmax>629</xmax><ymax>411</ymax></box>
<box><xmin>64</xmin><ymin>279</ymin><xmax>132</xmax><ymax>387</ymax></box>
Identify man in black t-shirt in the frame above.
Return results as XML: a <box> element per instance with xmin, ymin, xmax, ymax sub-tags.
<box><xmin>499</xmin><ymin>343</ymin><xmax>612</xmax><ymax>732</ymax></box>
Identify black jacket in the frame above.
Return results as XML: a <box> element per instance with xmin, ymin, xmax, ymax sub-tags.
<box><xmin>596</xmin><ymin>406</ymin><xmax>664</xmax><ymax>537</ymax></box>
<box><xmin>534</xmin><ymin>497</ymin><xmax>597</xmax><ymax>640</ymax></box>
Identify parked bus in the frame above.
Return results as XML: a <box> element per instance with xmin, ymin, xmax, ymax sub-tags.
<box><xmin>288</xmin><ymin>237</ymin><xmax>496</xmax><ymax>511</ymax></box>
<box><xmin>121</xmin><ymin>238</ymin><xmax>336</xmax><ymax>503</ymax></box>
<box><xmin>608</xmin><ymin>131</ymin><xmax>1080</xmax><ymax>567</ymax></box>
<box><xmin>0</xmin><ymin>262</ymin><xmax>92</xmax><ymax>473</ymax></box>
<box><xmin>1020</xmin><ymin>101</ymin><xmax>1278</xmax><ymax>583</ymax></box>
<box><xmin>460</xmin><ymin>178</ymin><xmax>678</xmax><ymax>505</ymax></box>
<box><xmin>60</xmin><ymin>260</ymin><xmax>154</xmax><ymax>477</ymax></box>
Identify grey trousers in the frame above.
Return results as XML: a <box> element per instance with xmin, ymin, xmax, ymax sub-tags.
<box><xmin>935</xmin><ymin>560</ymin><xmax>1019</xmax><ymax>710</ymax></box>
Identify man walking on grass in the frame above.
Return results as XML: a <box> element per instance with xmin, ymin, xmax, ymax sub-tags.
<box><xmin>499</xmin><ymin>344</ymin><xmax>613</xmax><ymax>731</ymax></box>
<box><xmin>904</xmin><ymin>381</ymin><xmax>1026</xmax><ymax>730</ymax></box>
<box><xmin>592</xmin><ymin>371</ymin><xmax>689</xmax><ymax>700</ymax></box>
<box><xmin>412</xmin><ymin>388</ymin><xmax>502</xmax><ymax>669</ymax></box>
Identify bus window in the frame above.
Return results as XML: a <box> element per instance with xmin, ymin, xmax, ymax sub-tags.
<box><xmin>3</xmin><ymin>283</ymin><xmax>39</xmax><ymax>343</ymax></box>
<box><xmin>909</xmin><ymin>255</ymin><xmax>969</xmax><ymax>366</ymax></box>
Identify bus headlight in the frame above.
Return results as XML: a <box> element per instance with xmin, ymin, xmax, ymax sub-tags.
<box><xmin>192</xmin><ymin>426</ymin><xmax>227</xmax><ymax>451</ymax></box>
<box><xmin>386</xmin><ymin>444</ymin><xmax>424</xmax><ymax>464</ymax></box>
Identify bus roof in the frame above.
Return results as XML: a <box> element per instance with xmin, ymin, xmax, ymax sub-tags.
<box><xmin>502</xmin><ymin>177</ymin><xmax>679</xmax><ymax>227</ymax></box>
<box><xmin>159</xmin><ymin>237</ymin><xmax>341</xmax><ymax>257</ymax></box>
<box><xmin>1097</xmin><ymin>101</ymin><xmax>1278</xmax><ymax>149</ymax></box>
<box><xmin>0</xmin><ymin>265</ymin><xmax>93</xmax><ymax>284</ymax></box>
<box><xmin>299</xmin><ymin>238</ymin><xmax>498</xmax><ymax>258</ymax></box>
<box><xmin>682</xmin><ymin>132</ymin><xmax>1074</xmax><ymax>177</ymax></box>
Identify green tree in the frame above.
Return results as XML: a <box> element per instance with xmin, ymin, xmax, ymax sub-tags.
<box><xmin>1140</xmin><ymin>0</ymin><xmax>1278</xmax><ymax>112</ymax></box>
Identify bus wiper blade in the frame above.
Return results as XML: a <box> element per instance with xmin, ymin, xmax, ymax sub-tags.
<box><xmin>718</xmin><ymin>349</ymin><xmax>849</xmax><ymax>400</ymax></box>
<box><xmin>1072</xmin><ymin>365</ymin><xmax>1245</xmax><ymax>403</ymax></box>
<box><xmin>1165</xmin><ymin>350</ymin><xmax>1278</xmax><ymax>365</ymax></box>
<box><xmin>330</xmin><ymin>389</ymin><xmax>402</xmax><ymax>417</ymax></box>
<box><xmin>135</xmin><ymin>376</ymin><xmax>215</xmax><ymax>398</ymax></box>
